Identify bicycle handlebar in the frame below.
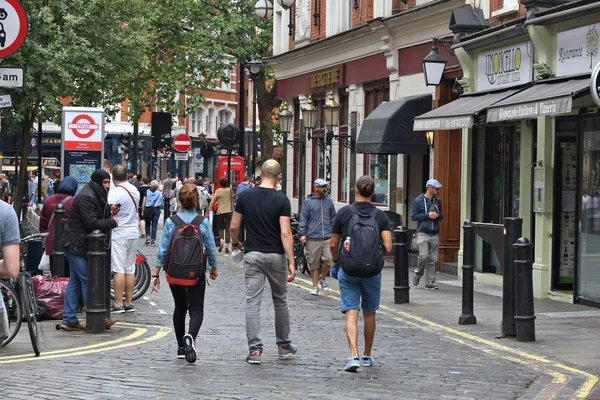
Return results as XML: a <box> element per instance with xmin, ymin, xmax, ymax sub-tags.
<box><xmin>21</xmin><ymin>232</ymin><xmax>49</xmax><ymax>243</ymax></box>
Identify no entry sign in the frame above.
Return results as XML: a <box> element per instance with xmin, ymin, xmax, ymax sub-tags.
<box><xmin>172</xmin><ymin>134</ymin><xmax>192</xmax><ymax>152</ymax></box>
<box><xmin>0</xmin><ymin>0</ymin><xmax>29</xmax><ymax>59</ymax></box>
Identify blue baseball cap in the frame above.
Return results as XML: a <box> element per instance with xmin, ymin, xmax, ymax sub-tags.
<box><xmin>426</xmin><ymin>179</ymin><xmax>442</xmax><ymax>189</ymax></box>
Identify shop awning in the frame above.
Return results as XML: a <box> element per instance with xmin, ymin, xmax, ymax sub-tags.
<box><xmin>486</xmin><ymin>78</ymin><xmax>590</xmax><ymax>122</ymax></box>
<box><xmin>0</xmin><ymin>165</ymin><xmax>38</xmax><ymax>172</ymax></box>
<box><xmin>413</xmin><ymin>88</ymin><xmax>522</xmax><ymax>131</ymax></box>
<box><xmin>357</xmin><ymin>94</ymin><xmax>432</xmax><ymax>155</ymax></box>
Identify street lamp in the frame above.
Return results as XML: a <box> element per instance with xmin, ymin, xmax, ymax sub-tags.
<box><xmin>301</xmin><ymin>95</ymin><xmax>318</xmax><ymax>140</ymax></box>
<box><xmin>279</xmin><ymin>102</ymin><xmax>294</xmax><ymax>196</ymax></box>
<box><xmin>422</xmin><ymin>40</ymin><xmax>447</xmax><ymax>86</ymax></box>
<box><xmin>277</xmin><ymin>0</ymin><xmax>295</xmax><ymax>9</ymax></box>
<box><xmin>425</xmin><ymin>131</ymin><xmax>434</xmax><ymax>148</ymax></box>
<box><xmin>246</xmin><ymin>58</ymin><xmax>264</xmax><ymax>179</ymax></box>
<box><xmin>322</xmin><ymin>93</ymin><xmax>340</xmax><ymax>185</ymax></box>
<box><xmin>254</xmin><ymin>0</ymin><xmax>274</xmax><ymax>19</ymax></box>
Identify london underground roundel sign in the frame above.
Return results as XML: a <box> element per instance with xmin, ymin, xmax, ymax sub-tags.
<box><xmin>0</xmin><ymin>0</ymin><xmax>29</xmax><ymax>59</ymax></box>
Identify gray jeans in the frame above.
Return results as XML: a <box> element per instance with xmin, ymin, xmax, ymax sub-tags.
<box><xmin>244</xmin><ymin>252</ymin><xmax>291</xmax><ymax>351</ymax></box>
<box><xmin>415</xmin><ymin>232</ymin><xmax>439</xmax><ymax>284</ymax></box>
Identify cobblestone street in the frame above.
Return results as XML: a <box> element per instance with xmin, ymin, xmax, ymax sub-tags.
<box><xmin>0</xmin><ymin>236</ymin><xmax>574</xmax><ymax>400</ymax></box>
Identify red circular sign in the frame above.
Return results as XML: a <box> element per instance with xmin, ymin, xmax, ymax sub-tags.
<box><xmin>173</xmin><ymin>134</ymin><xmax>192</xmax><ymax>152</ymax></box>
<box><xmin>67</xmin><ymin>114</ymin><xmax>99</xmax><ymax>138</ymax></box>
<box><xmin>0</xmin><ymin>0</ymin><xmax>29</xmax><ymax>59</ymax></box>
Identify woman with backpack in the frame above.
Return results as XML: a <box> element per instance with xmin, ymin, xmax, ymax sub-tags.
<box><xmin>152</xmin><ymin>183</ymin><xmax>218</xmax><ymax>364</ymax></box>
<box><xmin>142</xmin><ymin>180</ymin><xmax>163</xmax><ymax>246</ymax></box>
<box><xmin>207</xmin><ymin>177</ymin><xmax>234</xmax><ymax>253</ymax></box>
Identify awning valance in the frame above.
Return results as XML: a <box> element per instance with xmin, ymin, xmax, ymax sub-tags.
<box><xmin>357</xmin><ymin>94</ymin><xmax>432</xmax><ymax>155</ymax></box>
<box><xmin>486</xmin><ymin>78</ymin><xmax>590</xmax><ymax>122</ymax></box>
<box><xmin>413</xmin><ymin>88</ymin><xmax>522</xmax><ymax>131</ymax></box>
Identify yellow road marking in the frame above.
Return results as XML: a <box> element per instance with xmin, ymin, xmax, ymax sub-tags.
<box><xmin>0</xmin><ymin>322</ymin><xmax>171</xmax><ymax>364</ymax></box>
<box><xmin>293</xmin><ymin>276</ymin><xmax>599</xmax><ymax>399</ymax></box>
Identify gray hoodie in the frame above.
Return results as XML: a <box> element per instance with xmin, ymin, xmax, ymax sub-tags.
<box><xmin>298</xmin><ymin>194</ymin><xmax>337</xmax><ymax>240</ymax></box>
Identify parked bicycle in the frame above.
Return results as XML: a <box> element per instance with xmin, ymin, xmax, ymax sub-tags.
<box><xmin>110</xmin><ymin>250</ymin><xmax>151</xmax><ymax>302</ymax></box>
<box><xmin>290</xmin><ymin>213</ymin><xmax>309</xmax><ymax>275</ymax></box>
<box><xmin>0</xmin><ymin>232</ymin><xmax>48</xmax><ymax>356</ymax></box>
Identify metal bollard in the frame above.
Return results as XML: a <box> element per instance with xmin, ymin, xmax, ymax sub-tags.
<box><xmin>52</xmin><ymin>204</ymin><xmax>67</xmax><ymax>277</ymax></box>
<box><xmin>514</xmin><ymin>237</ymin><xmax>536</xmax><ymax>342</ymax></box>
<box><xmin>502</xmin><ymin>217</ymin><xmax>522</xmax><ymax>336</ymax></box>
<box><xmin>393</xmin><ymin>227</ymin><xmax>410</xmax><ymax>304</ymax></box>
<box><xmin>459</xmin><ymin>220</ymin><xmax>477</xmax><ymax>325</ymax></box>
<box><xmin>86</xmin><ymin>230</ymin><xmax>107</xmax><ymax>333</ymax></box>
<box><xmin>104</xmin><ymin>232</ymin><xmax>112</xmax><ymax>320</ymax></box>
<box><xmin>212</xmin><ymin>213</ymin><xmax>220</xmax><ymax>247</ymax></box>
<box><xmin>21</xmin><ymin>195</ymin><xmax>28</xmax><ymax>222</ymax></box>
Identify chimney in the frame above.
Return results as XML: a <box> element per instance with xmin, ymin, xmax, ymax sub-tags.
<box><xmin>449</xmin><ymin>5</ymin><xmax>490</xmax><ymax>44</ymax></box>
<box><xmin>521</xmin><ymin>0</ymin><xmax>571</xmax><ymax>19</ymax></box>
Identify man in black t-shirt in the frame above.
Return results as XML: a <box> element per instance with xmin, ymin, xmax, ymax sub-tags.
<box><xmin>330</xmin><ymin>176</ymin><xmax>393</xmax><ymax>372</ymax></box>
<box><xmin>230</xmin><ymin>159</ymin><xmax>297</xmax><ymax>365</ymax></box>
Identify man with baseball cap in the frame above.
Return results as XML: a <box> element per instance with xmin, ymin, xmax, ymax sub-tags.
<box><xmin>410</xmin><ymin>179</ymin><xmax>443</xmax><ymax>290</ymax></box>
<box><xmin>298</xmin><ymin>178</ymin><xmax>337</xmax><ymax>295</ymax></box>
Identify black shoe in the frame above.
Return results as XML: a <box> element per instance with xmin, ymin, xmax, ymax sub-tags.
<box><xmin>177</xmin><ymin>347</ymin><xmax>186</xmax><ymax>359</ymax></box>
<box><xmin>425</xmin><ymin>283</ymin><xmax>439</xmax><ymax>290</ymax></box>
<box><xmin>183</xmin><ymin>334</ymin><xmax>197</xmax><ymax>364</ymax></box>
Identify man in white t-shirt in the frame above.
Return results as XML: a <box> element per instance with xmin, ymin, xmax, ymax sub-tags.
<box><xmin>108</xmin><ymin>164</ymin><xmax>141</xmax><ymax>313</ymax></box>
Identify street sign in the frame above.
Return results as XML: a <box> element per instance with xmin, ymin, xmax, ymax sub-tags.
<box><xmin>0</xmin><ymin>94</ymin><xmax>11</xmax><ymax>108</ymax></box>
<box><xmin>0</xmin><ymin>0</ymin><xmax>29</xmax><ymax>59</ymax></box>
<box><xmin>172</xmin><ymin>134</ymin><xmax>192</xmax><ymax>152</ymax></box>
<box><xmin>591</xmin><ymin>62</ymin><xmax>600</xmax><ymax>107</ymax></box>
<box><xmin>64</xmin><ymin>110</ymin><xmax>103</xmax><ymax>150</ymax></box>
<box><xmin>0</xmin><ymin>67</ymin><xmax>23</xmax><ymax>88</ymax></box>
<box><xmin>174</xmin><ymin>152</ymin><xmax>188</xmax><ymax>161</ymax></box>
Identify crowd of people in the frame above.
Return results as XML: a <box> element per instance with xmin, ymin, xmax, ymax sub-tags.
<box><xmin>0</xmin><ymin>157</ymin><xmax>444</xmax><ymax>374</ymax></box>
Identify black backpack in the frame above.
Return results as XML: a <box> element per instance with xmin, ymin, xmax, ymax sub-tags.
<box><xmin>339</xmin><ymin>206</ymin><xmax>384</xmax><ymax>278</ymax></box>
<box><xmin>165</xmin><ymin>215</ymin><xmax>205</xmax><ymax>286</ymax></box>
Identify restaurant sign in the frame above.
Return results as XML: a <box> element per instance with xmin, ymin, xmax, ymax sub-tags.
<box><xmin>310</xmin><ymin>67</ymin><xmax>342</xmax><ymax>90</ymax></box>
<box><xmin>477</xmin><ymin>42</ymin><xmax>533</xmax><ymax>91</ymax></box>
<box><xmin>556</xmin><ymin>23</ymin><xmax>600</xmax><ymax>77</ymax></box>
<box><xmin>487</xmin><ymin>97</ymin><xmax>573</xmax><ymax>122</ymax></box>
<box><xmin>413</xmin><ymin>115</ymin><xmax>473</xmax><ymax>131</ymax></box>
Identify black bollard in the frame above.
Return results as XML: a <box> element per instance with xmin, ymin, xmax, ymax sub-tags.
<box><xmin>393</xmin><ymin>227</ymin><xmax>410</xmax><ymax>304</ymax></box>
<box><xmin>86</xmin><ymin>230</ymin><xmax>107</xmax><ymax>333</ymax></box>
<box><xmin>514</xmin><ymin>237</ymin><xmax>536</xmax><ymax>342</ymax></box>
<box><xmin>459</xmin><ymin>220</ymin><xmax>477</xmax><ymax>325</ymax></box>
<box><xmin>21</xmin><ymin>194</ymin><xmax>28</xmax><ymax>222</ymax></box>
<box><xmin>502</xmin><ymin>218</ymin><xmax>522</xmax><ymax>336</ymax></box>
<box><xmin>52</xmin><ymin>204</ymin><xmax>67</xmax><ymax>277</ymax></box>
<box><xmin>104</xmin><ymin>232</ymin><xmax>112</xmax><ymax>320</ymax></box>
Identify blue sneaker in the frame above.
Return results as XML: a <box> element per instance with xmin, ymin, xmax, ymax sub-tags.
<box><xmin>344</xmin><ymin>357</ymin><xmax>360</xmax><ymax>372</ymax></box>
<box><xmin>360</xmin><ymin>355</ymin><xmax>373</xmax><ymax>367</ymax></box>
<box><xmin>278</xmin><ymin>343</ymin><xmax>297</xmax><ymax>358</ymax></box>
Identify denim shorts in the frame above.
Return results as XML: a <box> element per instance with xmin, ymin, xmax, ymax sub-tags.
<box><xmin>338</xmin><ymin>268</ymin><xmax>382</xmax><ymax>313</ymax></box>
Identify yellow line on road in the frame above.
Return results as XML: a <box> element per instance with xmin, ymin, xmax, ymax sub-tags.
<box><xmin>293</xmin><ymin>276</ymin><xmax>599</xmax><ymax>399</ymax></box>
<box><xmin>0</xmin><ymin>322</ymin><xmax>171</xmax><ymax>364</ymax></box>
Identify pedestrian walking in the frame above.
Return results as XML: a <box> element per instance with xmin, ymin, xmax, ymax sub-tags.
<box><xmin>229</xmin><ymin>159</ymin><xmax>297</xmax><ymax>365</ymax></box>
<box><xmin>28</xmin><ymin>173</ymin><xmax>38</xmax><ymax>204</ymax></box>
<box><xmin>235</xmin><ymin>176</ymin><xmax>252</xmax><ymax>201</ymax></box>
<box><xmin>0</xmin><ymin>174</ymin><xmax>12</xmax><ymax>203</ymax></box>
<box><xmin>207</xmin><ymin>177</ymin><xmax>234</xmax><ymax>253</ymax></box>
<box><xmin>0</xmin><ymin>199</ymin><xmax>20</xmax><ymax>341</ymax></box>
<box><xmin>39</xmin><ymin>176</ymin><xmax>77</xmax><ymax>276</ymax></box>
<box><xmin>137</xmin><ymin>177</ymin><xmax>150</xmax><ymax>237</ymax></box>
<box><xmin>61</xmin><ymin>169</ymin><xmax>119</xmax><ymax>331</ymax></box>
<box><xmin>298</xmin><ymin>178</ymin><xmax>336</xmax><ymax>295</ymax></box>
<box><xmin>162</xmin><ymin>172</ymin><xmax>175</xmax><ymax>221</ymax></box>
<box><xmin>330</xmin><ymin>175</ymin><xmax>393</xmax><ymax>372</ymax></box>
<box><xmin>142</xmin><ymin>180</ymin><xmax>163</xmax><ymax>246</ymax></box>
<box><xmin>108</xmin><ymin>165</ymin><xmax>141</xmax><ymax>313</ymax></box>
<box><xmin>411</xmin><ymin>179</ymin><xmax>443</xmax><ymax>290</ymax></box>
<box><xmin>153</xmin><ymin>183</ymin><xmax>218</xmax><ymax>364</ymax></box>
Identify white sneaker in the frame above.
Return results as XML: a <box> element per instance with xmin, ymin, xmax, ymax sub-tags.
<box><xmin>310</xmin><ymin>287</ymin><xmax>319</xmax><ymax>296</ymax></box>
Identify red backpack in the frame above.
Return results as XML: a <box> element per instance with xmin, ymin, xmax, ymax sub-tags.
<box><xmin>165</xmin><ymin>215</ymin><xmax>206</xmax><ymax>286</ymax></box>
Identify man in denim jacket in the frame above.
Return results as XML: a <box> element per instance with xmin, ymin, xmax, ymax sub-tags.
<box><xmin>299</xmin><ymin>179</ymin><xmax>337</xmax><ymax>295</ymax></box>
<box><xmin>411</xmin><ymin>179</ymin><xmax>443</xmax><ymax>290</ymax></box>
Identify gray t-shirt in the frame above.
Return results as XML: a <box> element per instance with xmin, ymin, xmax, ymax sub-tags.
<box><xmin>0</xmin><ymin>200</ymin><xmax>20</xmax><ymax>313</ymax></box>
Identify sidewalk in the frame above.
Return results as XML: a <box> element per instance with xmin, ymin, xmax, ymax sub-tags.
<box><xmin>319</xmin><ymin>267</ymin><xmax>600</xmax><ymax>377</ymax></box>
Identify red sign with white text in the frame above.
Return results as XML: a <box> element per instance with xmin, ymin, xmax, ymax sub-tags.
<box><xmin>64</xmin><ymin>110</ymin><xmax>103</xmax><ymax>150</ymax></box>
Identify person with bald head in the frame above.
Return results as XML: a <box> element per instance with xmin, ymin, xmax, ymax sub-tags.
<box><xmin>230</xmin><ymin>159</ymin><xmax>297</xmax><ymax>365</ymax></box>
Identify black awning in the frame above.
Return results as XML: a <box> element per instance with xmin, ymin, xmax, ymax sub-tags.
<box><xmin>357</xmin><ymin>94</ymin><xmax>432</xmax><ymax>155</ymax></box>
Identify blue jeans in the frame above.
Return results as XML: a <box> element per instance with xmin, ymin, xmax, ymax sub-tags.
<box><xmin>145</xmin><ymin>207</ymin><xmax>160</xmax><ymax>241</ymax></box>
<box><xmin>63</xmin><ymin>251</ymin><xmax>88</xmax><ymax>324</ymax></box>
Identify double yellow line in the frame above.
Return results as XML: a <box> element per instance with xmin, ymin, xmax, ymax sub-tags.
<box><xmin>293</xmin><ymin>276</ymin><xmax>598</xmax><ymax>399</ymax></box>
<box><xmin>0</xmin><ymin>322</ymin><xmax>171</xmax><ymax>363</ymax></box>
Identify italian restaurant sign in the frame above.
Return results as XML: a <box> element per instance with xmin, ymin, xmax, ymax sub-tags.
<box><xmin>556</xmin><ymin>23</ymin><xmax>600</xmax><ymax>77</ymax></box>
<box><xmin>487</xmin><ymin>96</ymin><xmax>572</xmax><ymax>122</ymax></box>
<box><xmin>413</xmin><ymin>115</ymin><xmax>473</xmax><ymax>131</ymax></box>
<box><xmin>477</xmin><ymin>42</ymin><xmax>533</xmax><ymax>91</ymax></box>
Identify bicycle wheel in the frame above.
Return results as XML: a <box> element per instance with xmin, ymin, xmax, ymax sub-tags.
<box><xmin>19</xmin><ymin>273</ymin><xmax>40</xmax><ymax>356</ymax></box>
<box><xmin>131</xmin><ymin>259</ymin><xmax>151</xmax><ymax>301</ymax></box>
<box><xmin>0</xmin><ymin>280</ymin><xmax>22</xmax><ymax>347</ymax></box>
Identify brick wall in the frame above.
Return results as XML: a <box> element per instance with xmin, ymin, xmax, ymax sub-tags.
<box><xmin>352</xmin><ymin>0</ymin><xmax>374</xmax><ymax>28</ymax></box>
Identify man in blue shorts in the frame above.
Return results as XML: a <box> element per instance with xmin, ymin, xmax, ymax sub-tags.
<box><xmin>330</xmin><ymin>176</ymin><xmax>392</xmax><ymax>372</ymax></box>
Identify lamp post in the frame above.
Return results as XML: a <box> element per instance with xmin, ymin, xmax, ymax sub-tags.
<box><xmin>422</xmin><ymin>40</ymin><xmax>448</xmax><ymax>87</ymax></box>
<box><xmin>246</xmin><ymin>58</ymin><xmax>264</xmax><ymax>179</ymax></box>
<box><xmin>199</xmin><ymin>132</ymin><xmax>211</xmax><ymax>179</ymax></box>
<box><xmin>278</xmin><ymin>102</ymin><xmax>294</xmax><ymax>196</ymax></box>
<box><xmin>323</xmin><ymin>93</ymin><xmax>340</xmax><ymax>186</ymax></box>
<box><xmin>299</xmin><ymin>96</ymin><xmax>318</xmax><ymax>211</ymax></box>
